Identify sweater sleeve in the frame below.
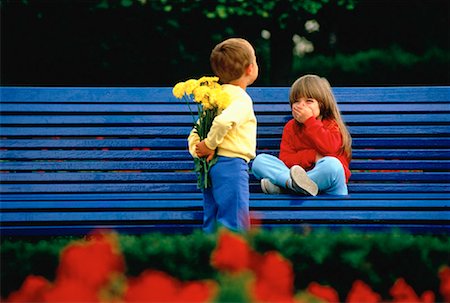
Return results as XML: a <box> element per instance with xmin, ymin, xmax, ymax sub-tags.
<box><xmin>204</xmin><ymin>97</ymin><xmax>248</xmax><ymax>150</ymax></box>
<box><xmin>279</xmin><ymin>121</ymin><xmax>317</xmax><ymax>169</ymax></box>
<box><xmin>187</xmin><ymin>127</ymin><xmax>200</xmax><ymax>158</ymax></box>
<box><xmin>302</xmin><ymin>117</ymin><xmax>343</xmax><ymax>155</ymax></box>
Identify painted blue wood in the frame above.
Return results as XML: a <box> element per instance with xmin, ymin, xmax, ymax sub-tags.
<box><xmin>2</xmin><ymin>102</ymin><xmax>449</xmax><ymax>113</ymax></box>
<box><xmin>1</xmin><ymin>137</ymin><xmax>449</xmax><ymax>149</ymax></box>
<box><xmin>1</xmin><ymin>192</ymin><xmax>448</xmax><ymax>201</ymax></box>
<box><xmin>1</xmin><ymin>183</ymin><xmax>449</xmax><ymax>193</ymax></box>
<box><xmin>3</xmin><ymin>113</ymin><xmax>449</xmax><ymax>125</ymax></box>
<box><xmin>1</xmin><ymin>149</ymin><xmax>448</xmax><ymax>160</ymax></box>
<box><xmin>1</xmin><ymin>125</ymin><xmax>448</xmax><ymax>136</ymax></box>
<box><xmin>2</xmin><ymin>86</ymin><xmax>449</xmax><ymax>102</ymax></box>
<box><xmin>1</xmin><ymin>160</ymin><xmax>449</xmax><ymax>171</ymax></box>
<box><xmin>2</xmin><ymin>198</ymin><xmax>448</xmax><ymax>210</ymax></box>
<box><xmin>1</xmin><ymin>86</ymin><xmax>449</xmax><ymax>235</ymax></box>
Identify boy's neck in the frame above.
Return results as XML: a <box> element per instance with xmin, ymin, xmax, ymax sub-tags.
<box><xmin>228</xmin><ymin>78</ymin><xmax>248</xmax><ymax>90</ymax></box>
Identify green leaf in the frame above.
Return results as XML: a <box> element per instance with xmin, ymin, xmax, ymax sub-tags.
<box><xmin>121</xmin><ymin>0</ymin><xmax>133</xmax><ymax>8</ymax></box>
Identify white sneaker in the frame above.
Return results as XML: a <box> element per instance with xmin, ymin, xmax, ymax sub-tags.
<box><xmin>261</xmin><ymin>178</ymin><xmax>281</xmax><ymax>194</ymax></box>
<box><xmin>289</xmin><ymin>165</ymin><xmax>319</xmax><ymax>196</ymax></box>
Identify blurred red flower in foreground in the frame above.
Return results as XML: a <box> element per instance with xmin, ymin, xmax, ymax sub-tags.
<box><xmin>124</xmin><ymin>270</ymin><xmax>216</xmax><ymax>302</ymax></box>
<box><xmin>6</xmin><ymin>275</ymin><xmax>51</xmax><ymax>303</ymax></box>
<box><xmin>439</xmin><ymin>266</ymin><xmax>450</xmax><ymax>303</ymax></box>
<box><xmin>56</xmin><ymin>231</ymin><xmax>125</xmax><ymax>290</ymax></box>
<box><xmin>346</xmin><ymin>280</ymin><xmax>381</xmax><ymax>303</ymax></box>
<box><xmin>210</xmin><ymin>229</ymin><xmax>251</xmax><ymax>273</ymax></box>
<box><xmin>252</xmin><ymin>251</ymin><xmax>295</xmax><ymax>303</ymax></box>
<box><xmin>5</xmin><ymin>229</ymin><xmax>449</xmax><ymax>303</ymax></box>
<box><xmin>307</xmin><ymin>282</ymin><xmax>340</xmax><ymax>303</ymax></box>
<box><xmin>390</xmin><ymin>278</ymin><xmax>435</xmax><ymax>303</ymax></box>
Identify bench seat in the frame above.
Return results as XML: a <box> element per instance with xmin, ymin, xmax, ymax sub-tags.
<box><xmin>1</xmin><ymin>86</ymin><xmax>449</xmax><ymax>235</ymax></box>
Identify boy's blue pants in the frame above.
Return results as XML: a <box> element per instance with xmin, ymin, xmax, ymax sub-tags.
<box><xmin>252</xmin><ymin>154</ymin><xmax>348</xmax><ymax>195</ymax></box>
<box><xmin>202</xmin><ymin>156</ymin><xmax>250</xmax><ymax>233</ymax></box>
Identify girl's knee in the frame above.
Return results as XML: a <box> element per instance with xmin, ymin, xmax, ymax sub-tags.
<box><xmin>252</xmin><ymin>154</ymin><xmax>274</xmax><ymax>174</ymax></box>
<box><xmin>319</xmin><ymin>156</ymin><xmax>344</xmax><ymax>175</ymax></box>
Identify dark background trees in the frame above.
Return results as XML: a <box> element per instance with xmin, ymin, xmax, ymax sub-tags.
<box><xmin>1</xmin><ymin>0</ymin><xmax>449</xmax><ymax>86</ymax></box>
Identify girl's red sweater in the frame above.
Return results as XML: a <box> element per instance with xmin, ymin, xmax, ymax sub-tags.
<box><xmin>279</xmin><ymin>117</ymin><xmax>351</xmax><ymax>183</ymax></box>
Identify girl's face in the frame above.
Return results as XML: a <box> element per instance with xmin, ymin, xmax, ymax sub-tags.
<box><xmin>293</xmin><ymin>97</ymin><xmax>321</xmax><ymax>118</ymax></box>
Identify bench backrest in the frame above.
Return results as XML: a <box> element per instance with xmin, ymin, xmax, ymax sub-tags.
<box><xmin>1</xmin><ymin>86</ymin><xmax>449</xmax><ymax>194</ymax></box>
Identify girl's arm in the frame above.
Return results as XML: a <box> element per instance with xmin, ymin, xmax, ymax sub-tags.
<box><xmin>303</xmin><ymin>117</ymin><xmax>343</xmax><ymax>155</ymax></box>
<box><xmin>279</xmin><ymin>121</ymin><xmax>316</xmax><ymax>169</ymax></box>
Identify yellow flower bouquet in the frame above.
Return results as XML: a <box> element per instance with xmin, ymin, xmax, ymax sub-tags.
<box><xmin>173</xmin><ymin>76</ymin><xmax>231</xmax><ymax>189</ymax></box>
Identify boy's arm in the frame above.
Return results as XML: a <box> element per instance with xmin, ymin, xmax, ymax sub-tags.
<box><xmin>187</xmin><ymin>128</ymin><xmax>200</xmax><ymax>158</ymax></box>
<box><xmin>204</xmin><ymin>99</ymin><xmax>246</xmax><ymax>150</ymax></box>
<box><xmin>196</xmin><ymin>141</ymin><xmax>215</xmax><ymax>162</ymax></box>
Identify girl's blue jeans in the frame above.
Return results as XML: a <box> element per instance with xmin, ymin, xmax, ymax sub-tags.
<box><xmin>251</xmin><ymin>154</ymin><xmax>348</xmax><ymax>195</ymax></box>
<box><xmin>202</xmin><ymin>156</ymin><xmax>250</xmax><ymax>233</ymax></box>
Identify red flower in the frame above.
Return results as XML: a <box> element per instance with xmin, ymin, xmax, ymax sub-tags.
<box><xmin>307</xmin><ymin>282</ymin><xmax>340</xmax><ymax>303</ymax></box>
<box><xmin>56</xmin><ymin>231</ymin><xmax>125</xmax><ymax>291</ymax></box>
<box><xmin>420</xmin><ymin>290</ymin><xmax>435</xmax><ymax>303</ymax></box>
<box><xmin>252</xmin><ymin>251</ymin><xmax>295</xmax><ymax>302</ymax></box>
<box><xmin>124</xmin><ymin>270</ymin><xmax>178</xmax><ymax>302</ymax></box>
<box><xmin>439</xmin><ymin>266</ymin><xmax>450</xmax><ymax>303</ymax></box>
<box><xmin>6</xmin><ymin>275</ymin><xmax>51</xmax><ymax>302</ymax></box>
<box><xmin>178</xmin><ymin>281</ymin><xmax>217</xmax><ymax>302</ymax></box>
<box><xmin>42</xmin><ymin>280</ymin><xmax>100</xmax><ymax>303</ymax></box>
<box><xmin>346</xmin><ymin>280</ymin><xmax>381</xmax><ymax>303</ymax></box>
<box><xmin>390</xmin><ymin>278</ymin><xmax>421</xmax><ymax>302</ymax></box>
<box><xmin>124</xmin><ymin>270</ymin><xmax>216</xmax><ymax>302</ymax></box>
<box><xmin>210</xmin><ymin>229</ymin><xmax>251</xmax><ymax>273</ymax></box>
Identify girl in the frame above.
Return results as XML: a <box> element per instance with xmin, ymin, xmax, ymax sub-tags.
<box><xmin>251</xmin><ymin>74</ymin><xmax>352</xmax><ymax>196</ymax></box>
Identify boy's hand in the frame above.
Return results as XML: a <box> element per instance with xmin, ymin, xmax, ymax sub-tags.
<box><xmin>196</xmin><ymin>141</ymin><xmax>215</xmax><ymax>162</ymax></box>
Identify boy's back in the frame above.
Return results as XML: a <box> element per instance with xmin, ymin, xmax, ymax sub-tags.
<box><xmin>188</xmin><ymin>38</ymin><xmax>259</xmax><ymax>232</ymax></box>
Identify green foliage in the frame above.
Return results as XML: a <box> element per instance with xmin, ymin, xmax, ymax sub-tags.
<box><xmin>1</xmin><ymin>229</ymin><xmax>449</xmax><ymax>299</ymax></box>
<box><xmin>292</xmin><ymin>46</ymin><xmax>450</xmax><ymax>85</ymax></box>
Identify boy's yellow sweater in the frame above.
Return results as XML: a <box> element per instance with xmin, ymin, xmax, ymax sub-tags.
<box><xmin>188</xmin><ymin>84</ymin><xmax>257</xmax><ymax>163</ymax></box>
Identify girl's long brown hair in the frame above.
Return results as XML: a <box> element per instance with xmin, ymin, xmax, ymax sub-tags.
<box><xmin>289</xmin><ymin>74</ymin><xmax>352</xmax><ymax>158</ymax></box>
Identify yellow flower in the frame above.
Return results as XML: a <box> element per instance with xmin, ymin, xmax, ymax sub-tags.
<box><xmin>184</xmin><ymin>79</ymin><xmax>199</xmax><ymax>95</ymax></box>
<box><xmin>172</xmin><ymin>82</ymin><xmax>185</xmax><ymax>99</ymax></box>
<box><xmin>198</xmin><ymin>76</ymin><xmax>219</xmax><ymax>88</ymax></box>
<box><xmin>193</xmin><ymin>86</ymin><xmax>210</xmax><ymax>104</ymax></box>
<box><xmin>216</xmin><ymin>90</ymin><xmax>231</xmax><ymax>110</ymax></box>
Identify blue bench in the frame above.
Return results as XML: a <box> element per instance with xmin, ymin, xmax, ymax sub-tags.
<box><xmin>1</xmin><ymin>86</ymin><xmax>449</xmax><ymax>235</ymax></box>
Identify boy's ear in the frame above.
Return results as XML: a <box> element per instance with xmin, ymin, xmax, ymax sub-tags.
<box><xmin>245</xmin><ymin>63</ymin><xmax>254</xmax><ymax>75</ymax></box>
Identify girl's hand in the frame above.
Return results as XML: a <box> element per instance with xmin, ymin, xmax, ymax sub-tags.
<box><xmin>195</xmin><ymin>141</ymin><xmax>215</xmax><ymax>162</ymax></box>
<box><xmin>292</xmin><ymin>102</ymin><xmax>314</xmax><ymax>123</ymax></box>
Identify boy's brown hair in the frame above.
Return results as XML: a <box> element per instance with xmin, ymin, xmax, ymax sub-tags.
<box><xmin>210</xmin><ymin>38</ymin><xmax>254</xmax><ymax>83</ymax></box>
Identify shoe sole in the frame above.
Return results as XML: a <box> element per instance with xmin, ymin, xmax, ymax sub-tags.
<box><xmin>290</xmin><ymin>166</ymin><xmax>319</xmax><ymax>196</ymax></box>
<box><xmin>261</xmin><ymin>179</ymin><xmax>281</xmax><ymax>194</ymax></box>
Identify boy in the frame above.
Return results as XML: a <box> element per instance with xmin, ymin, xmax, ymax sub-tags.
<box><xmin>188</xmin><ymin>38</ymin><xmax>259</xmax><ymax>233</ymax></box>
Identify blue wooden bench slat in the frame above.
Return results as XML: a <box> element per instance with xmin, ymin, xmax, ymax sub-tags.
<box><xmin>2</xmin><ymin>198</ymin><xmax>448</xmax><ymax>210</ymax></box>
<box><xmin>2</xmin><ymin>86</ymin><xmax>449</xmax><ymax>102</ymax></box>
<box><xmin>2</xmin><ymin>113</ymin><xmax>450</xmax><ymax>124</ymax></box>
<box><xmin>1</xmin><ymin>149</ymin><xmax>449</xmax><ymax>160</ymax></box>
<box><xmin>1</xmin><ymin>172</ymin><xmax>448</xmax><ymax>183</ymax></box>
<box><xmin>2</xmin><ymin>159</ymin><xmax>450</xmax><ymax>171</ymax></box>
<box><xmin>2</xmin><ymin>102</ymin><xmax>449</xmax><ymax>113</ymax></box>
<box><xmin>2</xmin><ymin>160</ymin><xmax>449</xmax><ymax>172</ymax></box>
<box><xmin>1</xmin><ymin>86</ymin><xmax>449</xmax><ymax>235</ymax></box>
<box><xmin>1</xmin><ymin>183</ymin><xmax>449</xmax><ymax>193</ymax></box>
<box><xmin>1</xmin><ymin>125</ymin><xmax>448</xmax><ymax>136</ymax></box>
<box><xmin>1</xmin><ymin>192</ymin><xmax>447</xmax><ymax>201</ymax></box>
<box><xmin>2</xmin><ymin>137</ymin><xmax>449</xmax><ymax>149</ymax></box>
